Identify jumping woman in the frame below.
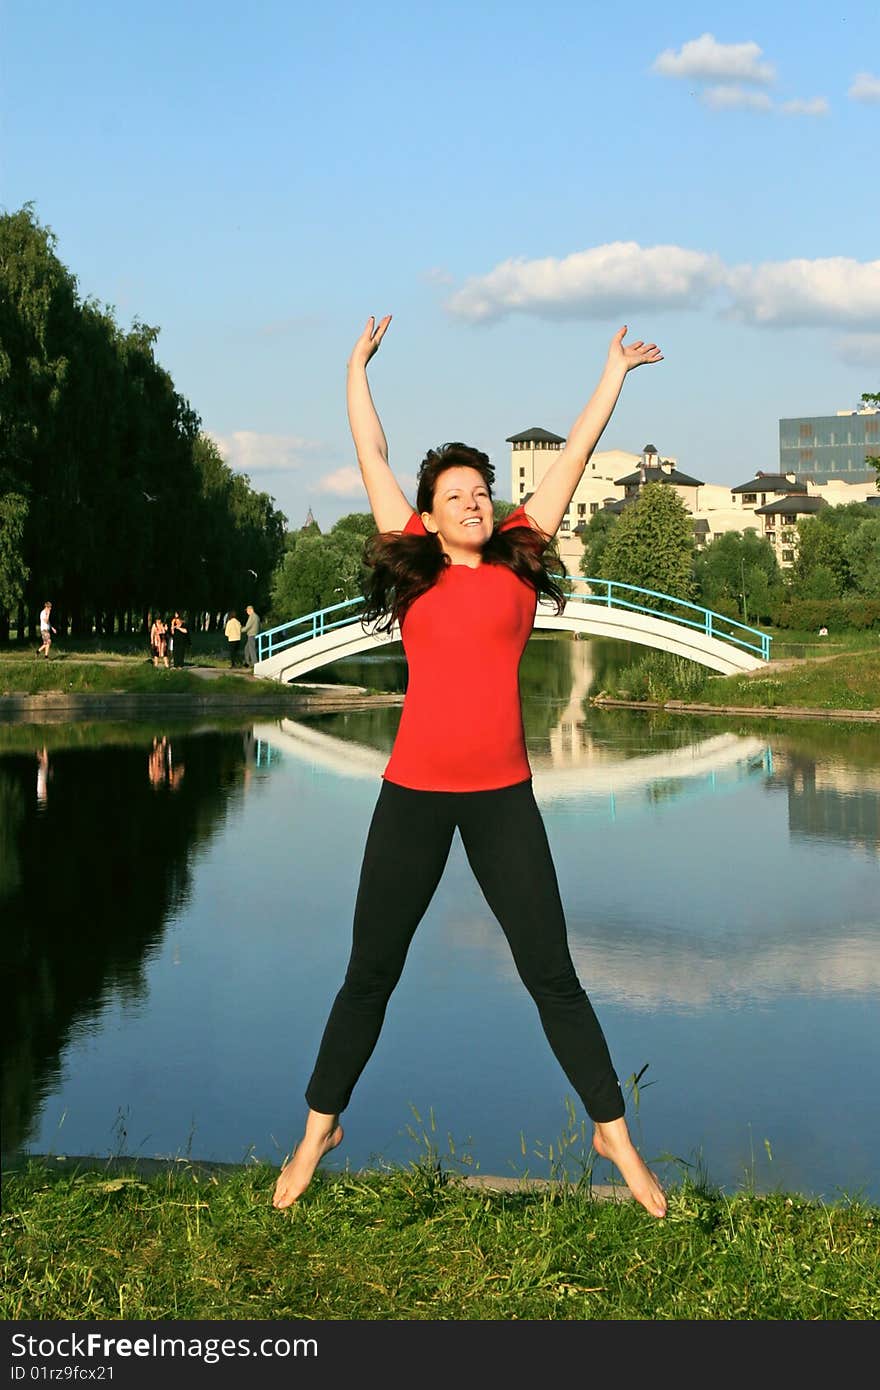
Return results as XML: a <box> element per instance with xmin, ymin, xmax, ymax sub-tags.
<box><xmin>273</xmin><ymin>315</ymin><xmax>667</xmax><ymax>1218</ymax></box>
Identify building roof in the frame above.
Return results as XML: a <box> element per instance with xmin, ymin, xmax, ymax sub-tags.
<box><xmin>692</xmin><ymin>518</ymin><xmax>710</xmax><ymax>534</ymax></box>
<box><xmin>731</xmin><ymin>473</ymin><xmax>801</xmax><ymax>494</ymax></box>
<box><xmin>614</xmin><ymin>465</ymin><xmax>703</xmax><ymax>487</ymax></box>
<box><xmin>754</xmin><ymin>496</ymin><xmax>828</xmax><ymax>516</ymax></box>
<box><xmin>505</xmin><ymin>427</ymin><xmax>566</xmax><ymax>444</ymax></box>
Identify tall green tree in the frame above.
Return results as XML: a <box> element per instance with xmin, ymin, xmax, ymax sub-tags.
<box><xmin>579</xmin><ymin>508</ymin><xmax>618</xmax><ymax>578</ymax></box>
<box><xmin>598</xmin><ymin>484</ymin><xmax>695</xmax><ymax>603</ymax></box>
<box><xmin>842</xmin><ymin>517</ymin><xmax>880</xmax><ymax>597</ymax></box>
<box><xmin>694</xmin><ymin>529</ymin><xmax>783</xmax><ymax>621</ymax></box>
<box><xmin>0</xmin><ymin>492</ymin><xmax>29</xmax><ymax>624</ymax></box>
<box><xmin>191</xmin><ymin>434</ymin><xmax>286</xmax><ymax>622</ymax></box>
<box><xmin>270</xmin><ymin>532</ymin><xmax>357</xmax><ymax>618</ymax></box>
<box><xmin>794</xmin><ymin>502</ymin><xmax>875</xmax><ymax>595</ymax></box>
<box><xmin>1</xmin><ymin>205</ymin><xmax>204</xmax><ymax>634</ymax></box>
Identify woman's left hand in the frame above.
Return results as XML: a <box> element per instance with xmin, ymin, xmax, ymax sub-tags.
<box><xmin>608</xmin><ymin>325</ymin><xmax>663</xmax><ymax>371</ymax></box>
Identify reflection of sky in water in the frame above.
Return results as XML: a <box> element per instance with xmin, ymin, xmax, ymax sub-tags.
<box><xmin>9</xmin><ymin>706</ymin><xmax>880</xmax><ymax>1206</ymax></box>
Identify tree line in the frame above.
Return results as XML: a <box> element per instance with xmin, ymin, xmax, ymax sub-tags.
<box><xmin>271</xmin><ymin>479</ymin><xmax>880</xmax><ymax>635</ymax></box>
<box><xmin>0</xmin><ymin>205</ymin><xmax>287</xmax><ymax>641</ymax></box>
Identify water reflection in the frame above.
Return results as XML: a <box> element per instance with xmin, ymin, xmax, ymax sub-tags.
<box><xmin>2</xmin><ymin>637</ymin><xmax>879</xmax><ymax>1201</ymax></box>
<box><xmin>766</xmin><ymin>747</ymin><xmax>880</xmax><ymax>856</ymax></box>
<box><xmin>1</xmin><ymin>727</ymin><xmax>255</xmax><ymax>1153</ymax></box>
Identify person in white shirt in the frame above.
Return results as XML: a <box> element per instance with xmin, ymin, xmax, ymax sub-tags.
<box><xmin>37</xmin><ymin>601</ymin><xmax>56</xmax><ymax>658</ymax></box>
<box><xmin>224</xmin><ymin>611</ymin><xmax>243</xmax><ymax>667</ymax></box>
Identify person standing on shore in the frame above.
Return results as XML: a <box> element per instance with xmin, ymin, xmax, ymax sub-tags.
<box><xmin>224</xmin><ymin>610</ymin><xmax>243</xmax><ymax>667</ymax></box>
<box><xmin>242</xmin><ymin>604</ymin><xmax>261</xmax><ymax>669</ymax></box>
<box><xmin>272</xmin><ymin>313</ymin><xmax>668</xmax><ymax>1220</ymax></box>
<box><xmin>170</xmin><ymin>612</ymin><xmax>189</xmax><ymax>668</ymax></box>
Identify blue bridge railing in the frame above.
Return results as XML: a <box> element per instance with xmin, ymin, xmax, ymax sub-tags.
<box><xmin>256</xmin><ymin>578</ymin><xmax>772</xmax><ymax>665</ymax></box>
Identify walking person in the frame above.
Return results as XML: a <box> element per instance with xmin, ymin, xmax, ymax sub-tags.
<box><xmin>273</xmin><ymin>314</ymin><xmax>667</xmax><ymax>1219</ymax></box>
<box><xmin>242</xmin><ymin>604</ymin><xmax>261</xmax><ymax>668</ymax></box>
<box><xmin>224</xmin><ymin>610</ymin><xmax>242</xmax><ymax>667</ymax></box>
<box><xmin>150</xmin><ymin>615</ymin><xmax>169</xmax><ymax>668</ymax></box>
<box><xmin>36</xmin><ymin>601</ymin><xmax>56</xmax><ymax>658</ymax></box>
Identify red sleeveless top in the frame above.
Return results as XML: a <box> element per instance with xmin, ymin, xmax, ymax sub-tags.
<box><xmin>382</xmin><ymin>505</ymin><xmax>542</xmax><ymax>792</ymax></box>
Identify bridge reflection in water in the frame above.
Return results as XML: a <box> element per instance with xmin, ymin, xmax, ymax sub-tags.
<box><xmin>252</xmin><ymin>717</ymin><xmax>772</xmax><ymax>821</ymax></box>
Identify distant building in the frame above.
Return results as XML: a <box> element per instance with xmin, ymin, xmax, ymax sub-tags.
<box><xmin>779</xmin><ymin>408</ymin><xmax>880</xmax><ymax>484</ymax></box>
<box><xmin>508</xmin><ymin>427</ymin><xmax>878</xmax><ymax>574</ymax></box>
<box><xmin>753</xmin><ymin>494</ymin><xmax>828</xmax><ymax>568</ymax></box>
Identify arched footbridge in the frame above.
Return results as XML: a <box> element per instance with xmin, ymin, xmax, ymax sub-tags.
<box><xmin>254</xmin><ymin>576</ymin><xmax>771</xmax><ymax>683</ymax></box>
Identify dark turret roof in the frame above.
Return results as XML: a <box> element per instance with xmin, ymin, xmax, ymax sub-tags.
<box><xmin>505</xmin><ymin>427</ymin><xmax>566</xmax><ymax>444</ymax></box>
<box><xmin>731</xmin><ymin>473</ymin><xmax>801</xmax><ymax>494</ymax></box>
<box><xmin>615</xmin><ymin>465</ymin><xmax>703</xmax><ymax>487</ymax></box>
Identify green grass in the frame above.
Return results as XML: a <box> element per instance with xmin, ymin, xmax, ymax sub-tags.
<box><xmin>2</xmin><ymin>1156</ymin><xmax>876</xmax><ymax>1321</ymax></box>
<box><xmin>600</xmin><ymin>640</ymin><xmax>880</xmax><ymax>713</ymax></box>
<box><xmin>707</xmin><ymin>647</ymin><xmax>880</xmax><ymax>710</ymax></box>
<box><xmin>0</xmin><ymin>651</ymin><xmax>299</xmax><ymax>699</ymax></box>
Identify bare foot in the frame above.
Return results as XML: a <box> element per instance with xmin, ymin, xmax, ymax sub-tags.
<box><xmin>593</xmin><ymin>1118</ymin><xmax>667</xmax><ymax>1218</ymax></box>
<box><xmin>272</xmin><ymin>1115</ymin><xmax>343</xmax><ymax>1209</ymax></box>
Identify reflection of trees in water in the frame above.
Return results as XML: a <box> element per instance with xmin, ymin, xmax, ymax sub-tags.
<box><xmin>0</xmin><ymin>771</ymin><xmax>26</xmax><ymax>898</ymax></box>
<box><xmin>1</xmin><ymin>731</ymin><xmax>250</xmax><ymax>1155</ymax></box>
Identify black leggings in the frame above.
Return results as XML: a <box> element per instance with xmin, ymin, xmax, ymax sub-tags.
<box><xmin>305</xmin><ymin>778</ymin><xmax>625</xmax><ymax>1123</ymax></box>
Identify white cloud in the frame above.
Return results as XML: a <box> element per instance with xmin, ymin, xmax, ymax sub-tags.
<box><xmin>310</xmin><ymin>467</ymin><xmax>366</xmax><ymax>498</ymax></box>
<box><xmin>652</xmin><ymin>33</ymin><xmax>775</xmax><ymax>84</ymax></box>
<box><xmin>446</xmin><ymin>242</ymin><xmax>726</xmax><ymax>324</ymax></box>
<box><xmin>208</xmin><ymin>430</ymin><xmax>323</xmax><ymax>474</ymax></box>
<box><xmin>421</xmin><ymin>267</ymin><xmax>455</xmax><ymax>285</ymax></box>
<box><xmin>832</xmin><ymin>333</ymin><xmax>880</xmax><ymax>367</ymax></box>
<box><xmin>309</xmin><ymin>467</ymin><xmax>419</xmax><ymax>503</ymax></box>
<box><xmin>701</xmin><ymin>84</ymin><xmax>773</xmax><ymax>111</ymax></box>
<box><xmin>726</xmin><ymin>257</ymin><xmax>880</xmax><ymax>327</ymax></box>
<box><xmin>849</xmin><ymin>71</ymin><xmax>880</xmax><ymax>103</ymax></box>
<box><xmin>445</xmin><ymin>244</ymin><xmax>880</xmax><ymax>331</ymax></box>
<box><xmin>780</xmin><ymin>96</ymin><xmax>829</xmax><ymax>116</ymax></box>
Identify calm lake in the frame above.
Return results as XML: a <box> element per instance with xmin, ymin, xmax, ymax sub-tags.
<box><xmin>3</xmin><ymin>635</ymin><xmax>879</xmax><ymax>1203</ymax></box>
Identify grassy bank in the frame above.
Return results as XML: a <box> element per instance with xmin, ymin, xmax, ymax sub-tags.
<box><xmin>2</xmin><ymin>1156</ymin><xmax>877</xmax><ymax>1321</ymax></box>
<box><xmin>707</xmin><ymin>648</ymin><xmax>880</xmax><ymax>711</ymax></box>
<box><xmin>599</xmin><ymin>637</ymin><xmax>880</xmax><ymax>714</ymax></box>
<box><xmin>4</xmin><ymin>629</ymin><xmax>879</xmax><ymax>714</ymax></box>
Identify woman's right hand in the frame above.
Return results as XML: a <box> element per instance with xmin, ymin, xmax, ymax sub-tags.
<box><xmin>349</xmin><ymin>314</ymin><xmax>392</xmax><ymax>369</ymax></box>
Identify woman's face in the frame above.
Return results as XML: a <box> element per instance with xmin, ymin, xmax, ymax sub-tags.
<box><xmin>421</xmin><ymin>466</ymin><xmax>493</xmax><ymax>559</ymax></box>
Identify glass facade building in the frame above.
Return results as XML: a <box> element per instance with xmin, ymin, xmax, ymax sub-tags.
<box><xmin>779</xmin><ymin>412</ymin><xmax>879</xmax><ymax>483</ymax></box>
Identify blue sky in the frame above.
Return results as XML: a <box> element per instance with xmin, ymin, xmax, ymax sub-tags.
<box><xmin>3</xmin><ymin>0</ymin><xmax>878</xmax><ymax>528</ymax></box>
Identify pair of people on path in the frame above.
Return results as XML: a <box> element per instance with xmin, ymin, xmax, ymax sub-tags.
<box><xmin>273</xmin><ymin>316</ymin><xmax>667</xmax><ymax>1220</ymax></box>
<box><xmin>225</xmin><ymin>606</ymin><xmax>260</xmax><ymax>667</ymax></box>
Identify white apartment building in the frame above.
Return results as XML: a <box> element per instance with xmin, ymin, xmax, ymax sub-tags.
<box><xmin>507</xmin><ymin>428</ymin><xmax>878</xmax><ymax>572</ymax></box>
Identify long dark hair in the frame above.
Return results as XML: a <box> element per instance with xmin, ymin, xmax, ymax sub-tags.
<box><xmin>361</xmin><ymin>443</ymin><xmax>567</xmax><ymax>632</ymax></box>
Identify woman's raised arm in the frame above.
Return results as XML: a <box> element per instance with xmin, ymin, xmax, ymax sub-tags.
<box><xmin>524</xmin><ymin>327</ymin><xmax>663</xmax><ymax>539</ymax></box>
<box><xmin>346</xmin><ymin>315</ymin><xmax>414</xmax><ymax>533</ymax></box>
